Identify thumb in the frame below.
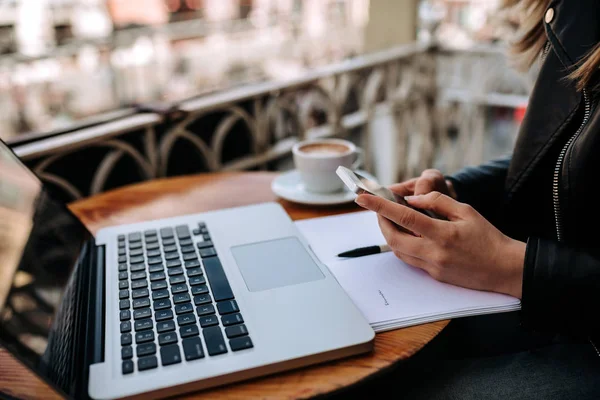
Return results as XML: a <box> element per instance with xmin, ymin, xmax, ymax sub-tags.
<box><xmin>405</xmin><ymin>191</ymin><xmax>463</xmax><ymax>221</ymax></box>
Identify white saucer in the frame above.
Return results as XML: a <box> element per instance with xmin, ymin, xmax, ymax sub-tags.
<box><xmin>271</xmin><ymin>169</ymin><xmax>378</xmax><ymax>205</ymax></box>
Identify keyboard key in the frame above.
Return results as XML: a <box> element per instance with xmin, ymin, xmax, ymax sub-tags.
<box><xmin>191</xmin><ymin>285</ymin><xmax>209</xmax><ymax>296</ymax></box>
<box><xmin>128</xmin><ymin>232</ymin><xmax>142</xmax><ymax>242</ymax></box>
<box><xmin>133</xmin><ymin>308</ymin><xmax>152</xmax><ymax>320</ymax></box>
<box><xmin>161</xmin><ymin>344</ymin><xmax>182</xmax><ymax>366</ymax></box>
<box><xmin>118</xmin><ymin>234</ymin><xmax>125</xmax><ymax>240</ymax></box>
<box><xmin>196</xmin><ymin>304</ymin><xmax>215</xmax><ymax>316</ymax></box>
<box><xmin>203</xmin><ymin>326</ymin><xmax>227</xmax><ymax>356</ymax></box>
<box><xmin>169</xmin><ymin>275</ymin><xmax>186</xmax><ymax>285</ymax></box>
<box><xmin>158</xmin><ymin>332</ymin><xmax>178</xmax><ymax>346</ymax></box>
<box><xmin>134</xmin><ymin>319</ymin><xmax>153</xmax><ymax>332</ymax></box>
<box><xmin>176</xmin><ymin>225</ymin><xmax>190</xmax><ymax>238</ymax></box>
<box><xmin>152</xmin><ymin>289</ymin><xmax>169</xmax><ymax>300</ymax></box>
<box><xmin>120</xmin><ymin>321</ymin><xmax>131</xmax><ymax>333</ymax></box>
<box><xmin>146</xmin><ymin>241</ymin><xmax>159</xmax><ymax>249</ymax></box>
<box><xmin>135</xmin><ymin>331</ymin><xmax>155</xmax><ymax>344</ymax></box>
<box><xmin>225</xmin><ymin>324</ymin><xmax>248</xmax><ymax>338</ymax></box>
<box><xmin>168</xmin><ymin>267</ymin><xmax>184</xmax><ymax>276</ymax></box>
<box><xmin>129</xmin><ymin>242</ymin><xmax>143</xmax><ymax>250</ymax></box>
<box><xmin>179</xmin><ymin>238</ymin><xmax>193</xmax><ymax>246</ymax></box>
<box><xmin>199</xmin><ymin>248</ymin><xmax>217</xmax><ymax>258</ymax></box>
<box><xmin>120</xmin><ymin>310</ymin><xmax>130</xmax><ymax>321</ymax></box>
<box><xmin>162</xmin><ymin>238</ymin><xmax>176</xmax><ymax>246</ymax></box>
<box><xmin>131</xmin><ymin>280</ymin><xmax>148</xmax><ymax>289</ymax></box>
<box><xmin>129</xmin><ymin>248</ymin><xmax>143</xmax><ymax>257</ymax></box>
<box><xmin>182</xmin><ymin>337</ymin><xmax>205</xmax><ymax>361</ymax></box>
<box><xmin>118</xmin><ymin>248</ymin><xmax>126</xmax><ymax>256</ymax></box>
<box><xmin>180</xmin><ymin>324</ymin><xmax>200</xmax><ymax>338</ymax></box>
<box><xmin>155</xmin><ymin>309</ymin><xmax>173</xmax><ymax>321</ymax></box>
<box><xmin>171</xmin><ymin>283</ymin><xmax>188</xmax><ymax>294</ymax></box>
<box><xmin>173</xmin><ymin>293</ymin><xmax>191</xmax><ymax>304</ymax></box>
<box><xmin>150</xmin><ymin>272</ymin><xmax>166</xmax><ymax>281</ymax></box>
<box><xmin>119</xmin><ymin>300</ymin><xmax>130</xmax><ymax>310</ymax></box>
<box><xmin>184</xmin><ymin>259</ymin><xmax>201</xmax><ymax>269</ymax></box>
<box><xmin>222</xmin><ymin>313</ymin><xmax>244</xmax><ymax>326</ymax></box>
<box><xmin>138</xmin><ymin>356</ymin><xmax>158</xmax><ymax>371</ymax></box>
<box><xmin>177</xmin><ymin>314</ymin><xmax>196</xmax><ymax>326</ymax></box>
<box><xmin>137</xmin><ymin>343</ymin><xmax>157</xmax><ymax>357</ymax></box>
<box><xmin>149</xmin><ymin>264</ymin><xmax>164</xmax><ymax>273</ymax></box>
<box><xmin>129</xmin><ymin>263</ymin><xmax>145</xmax><ymax>272</ymax></box>
<box><xmin>163</xmin><ymin>244</ymin><xmax>178</xmax><ymax>253</ymax></box>
<box><xmin>148</xmin><ymin>257</ymin><xmax>163</xmax><ymax>265</ymax></box>
<box><xmin>165</xmin><ymin>252</ymin><xmax>180</xmax><ymax>261</ymax></box>
<box><xmin>189</xmin><ymin>276</ymin><xmax>206</xmax><ymax>286</ymax></box>
<box><xmin>193</xmin><ymin>228</ymin><xmax>201</xmax><ymax>235</ymax></box>
<box><xmin>175</xmin><ymin>303</ymin><xmax>194</xmax><ymax>315</ymax></box>
<box><xmin>151</xmin><ymin>280</ymin><xmax>168</xmax><ymax>290</ymax></box>
<box><xmin>121</xmin><ymin>346</ymin><xmax>133</xmax><ymax>360</ymax></box>
<box><xmin>160</xmin><ymin>227</ymin><xmax>174</xmax><ymax>238</ymax></box>
<box><xmin>119</xmin><ymin>281</ymin><xmax>128</xmax><ymax>290</ymax></box>
<box><xmin>203</xmin><ymin>257</ymin><xmax>234</xmax><ymax>301</ymax></box>
<box><xmin>183</xmin><ymin>253</ymin><xmax>198</xmax><ymax>261</ymax></box>
<box><xmin>133</xmin><ymin>298</ymin><xmax>151</xmax><ymax>309</ymax></box>
<box><xmin>230</xmin><ymin>336</ymin><xmax>253</xmax><ymax>352</ymax></box>
<box><xmin>119</xmin><ymin>290</ymin><xmax>129</xmax><ymax>299</ymax></box>
<box><xmin>132</xmin><ymin>288</ymin><xmax>149</xmax><ymax>299</ymax></box>
<box><xmin>187</xmin><ymin>268</ymin><xmax>203</xmax><ymax>277</ymax></box>
<box><xmin>167</xmin><ymin>259</ymin><xmax>182</xmax><ymax>268</ymax></box>
<box><xmin>194</xmin><ymin>294</ymin><xmax>212</xmax><ymax>305</ymax></box>
<box><xmin>154</xmin><ymin>299</ymin><xmax>171</xmax><ymax>310</ymax></box>
<box><xmin>118</xmin><ymin>272</ymin><xmax>128</xmax><ymax>280</ymax></box>
<box><xmin>203</xmin><ymin>234</ymin><xmax>211</xmax><ymax>241</ymax></box>
<box><xmin>197</xmin><ymin>240</ymin><xmax>213</xmax><ymax>249</ymax></box>
<box><xmin>118</xmin><ymin>263</ymin><xmax>127</xmax><ymax>271</ymax></box>
<box><xmin>146</xmin><ymin>249</ymin><xmax>161</xmax><ymax>258</ymax></box>
<box><xmin>180</xmin><ymin>245</ymin><xmax>195</xmax><ymax>254</ymax></box>
<box><xmin>122</xmin><ymin>360</ymin><xmax>134</xmax><ymax>374</ymax></box>
<box><xmin>131</xmin><ymin>271</ymin><xmax>146</xmax><ymax>281</ymax></box>
<box><xmin>118</xmin><ymin>256</ymin><xmax>127</xmax><ymax>264</ymax></box>
<box><xmin>121</xmin><ymin>333</ymin><xmax>132</xmax><ymax>346</ymax></box>
<box><xmin>119</xmin><ymin>242</ymin><xmax>126</xmax><ymax>250</ymax></box>
<box><xmin>157</xmin><ymin>320</ymin><xmax>176</xmax><ymax>333</ymax></box>
<box><xmin>144</xmin><ymin>229</ymin><xmax>157</xmax><ymax>237</ymax></box>
<box><xmin>129</xmin><ymin>256</ymin><xmax>145</xmax><ymax>264</ymax></box>
<box><xmin>217</xmin><ymin>300</ymin><xmax>239</xmax><ymax>315</ymax></box>
<box><xmin>199</xmin><ymin>315</ymin><xmax>219</xmax><ymax>327</ymax></box>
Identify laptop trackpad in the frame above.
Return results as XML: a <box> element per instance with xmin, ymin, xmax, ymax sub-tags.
<box><xmin>231</xmin><ymin>237</ymin><xmax>324</xmax><ymax>292</ymax></box>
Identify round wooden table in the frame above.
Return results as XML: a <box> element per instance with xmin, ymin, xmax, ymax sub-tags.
<box><xmin>0</xmin><ymin>172</ymin><xmax>448</xmax><ymax>400</ymax></box>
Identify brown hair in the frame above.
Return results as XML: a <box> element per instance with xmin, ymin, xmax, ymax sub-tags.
<box><xmin>500</xmin><ymin>0</ymin><xmax>600</xmax><ymax>91</ymax></box>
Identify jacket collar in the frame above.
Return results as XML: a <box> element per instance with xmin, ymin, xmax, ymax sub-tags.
<box><xmin>505</xmin><ymin>0</ymin><xmax>600</xmax><ymax>196</ymax></box>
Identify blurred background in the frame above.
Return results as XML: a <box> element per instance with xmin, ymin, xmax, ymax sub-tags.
<box><xmin>0</xmin><ymin>0</ymin><xmax>535</xmax><ymax>202</ymax></box>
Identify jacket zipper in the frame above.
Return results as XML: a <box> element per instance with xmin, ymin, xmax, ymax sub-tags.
<box><xmin>540</xmin><ymin>41</ymin><xmax>551</xmax><ymax>62</ymax></box>
<box><xmin>553</xmin><ymin>89</ymin><xmax>591</xmax><ymax>243</ymax></box>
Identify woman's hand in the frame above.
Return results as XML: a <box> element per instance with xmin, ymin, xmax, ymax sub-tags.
<box><xmin>389</xmin><ymin>169</ymin><xmax>458</xmax><ymax>199</ymax></box>
<box><xmin>355</xmin><ymin>191</ymin><xmax>526</xmax><ymax>299</ymax></box>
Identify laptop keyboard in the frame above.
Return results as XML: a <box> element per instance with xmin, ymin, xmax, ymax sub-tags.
<box><xmin>117</xmin><ymin>222</ymin><xmax>253</xmax><ymax>375</ymax></box>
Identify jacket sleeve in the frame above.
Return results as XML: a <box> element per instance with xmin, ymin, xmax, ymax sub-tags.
<box><xmin>522</xmin><ymin>237</ymin><xmax>600</xmax><ymax>336</ymax></box>
<box><xmin>445</xmin><ymin>156</ymin><xmax>511</xmax><ymax>224</ymax></box>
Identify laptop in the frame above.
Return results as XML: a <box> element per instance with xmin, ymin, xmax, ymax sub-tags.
<box><xmin>0</xmin><ymin>138</ymin><xmax>375</xmax><ymax>400</ymax></box>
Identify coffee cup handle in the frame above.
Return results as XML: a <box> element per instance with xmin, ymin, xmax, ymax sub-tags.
<box><xmin>352</xmin><ymin>147</ymin><xmax>364</xmax><ymax>170</ymax></box>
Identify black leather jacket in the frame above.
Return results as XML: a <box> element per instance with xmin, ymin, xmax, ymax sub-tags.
<box><xmin>447</xmin><ymin>0</ymin><xmax>600</xmax><ymax>338</ymax></box>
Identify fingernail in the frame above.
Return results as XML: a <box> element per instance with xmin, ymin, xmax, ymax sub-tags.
<box><xmin>404</xmin><ymin>195</ymin><xmax>420</xmax><ymax>201</ymax></box>
<box><xmin>355</xmin><ymin>196</ymin><xmax>366</xmax><ymax>206</ymax></box>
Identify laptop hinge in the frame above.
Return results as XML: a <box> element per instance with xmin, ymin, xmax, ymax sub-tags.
<box><xmin>91</xmin><ymin>243</ymin><xmax>106</xmax><ymax>364</ymax></box>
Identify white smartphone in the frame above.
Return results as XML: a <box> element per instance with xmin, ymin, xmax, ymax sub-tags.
<box><xmin>336</xmin><ymin>166</ymin><xmax>443</xmax><ymax>220</ymax></box>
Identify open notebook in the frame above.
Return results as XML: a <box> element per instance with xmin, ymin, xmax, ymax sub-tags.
<box><xmin>295</xmin><ymin>211</ymin><xmax>521</xmax><ymax>333</ymax></box>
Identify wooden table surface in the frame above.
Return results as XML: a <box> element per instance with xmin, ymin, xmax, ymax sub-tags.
<box><xmin>0</xmin><ymin>172</ymin><xmax>448</xmax><ymax>400</ymax></box>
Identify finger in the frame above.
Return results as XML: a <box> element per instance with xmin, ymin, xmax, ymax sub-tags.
<box><xmin>377</xmin><ymin>215</ymin><xmax>425</xmax><ymax>256</ymax></box>
<box><xmin>414</xmin><ymin>170</ymin><xmax>445</xmax><ymax>196</ymax></box>
<box><xmin>356</xmin><ymin>193</ymin><xmax>439</xmax><ymax>237</ymax></box>
<box><xmin>405</xmin><ymin>191</ymin><xmax>466</xmax><ymax>221</ymax></box>
<box><xmin>391</xmin><ymin>250</ymin><xmax>432</xmax><ymax>272</ymax></box>
<box><xmin>388</xmin><ymin>178</ymin><xmax>417</xmax><ymax>197</ymax></box>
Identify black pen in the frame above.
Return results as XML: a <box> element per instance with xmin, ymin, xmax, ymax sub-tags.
<box><xmin>337</xmin><ymin>244</ymin><xmax>391</xmax><ymax>258</ymax></box>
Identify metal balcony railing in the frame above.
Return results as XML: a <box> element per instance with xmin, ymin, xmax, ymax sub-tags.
<box><xmin>8</xmin><ymin>42</ymin><xmax>533</xmax><ymax>203</ymax></box>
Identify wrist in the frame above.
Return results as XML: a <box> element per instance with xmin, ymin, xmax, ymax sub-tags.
<box><xmin>498</xmin><ymin>238</ymin><xmax>526</xmax><ymax>299</ymax></box>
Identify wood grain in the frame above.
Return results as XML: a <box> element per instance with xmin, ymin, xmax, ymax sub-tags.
<box><xmin>0</xmin><ymin>172</ymin><xmax>449</xmax><ymax>399</ymax></box>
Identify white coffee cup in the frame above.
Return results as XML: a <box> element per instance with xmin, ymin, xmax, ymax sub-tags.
<box><xmin>292</xmin><ymin>138</ymin><xmax>364</xmax><ymax>193</ymax></box>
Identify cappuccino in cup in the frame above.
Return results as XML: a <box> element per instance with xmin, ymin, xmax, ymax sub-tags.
<box><xmin>292</xmin><ymin>139</ymin><xmax>363</xmax><ymax>193</ymax></box>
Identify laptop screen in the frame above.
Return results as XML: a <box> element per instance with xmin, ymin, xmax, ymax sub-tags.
<box><xmin>0</xmin><ymin>140</ymin><xmax>92</xmax><ymax>397</ymax></box>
